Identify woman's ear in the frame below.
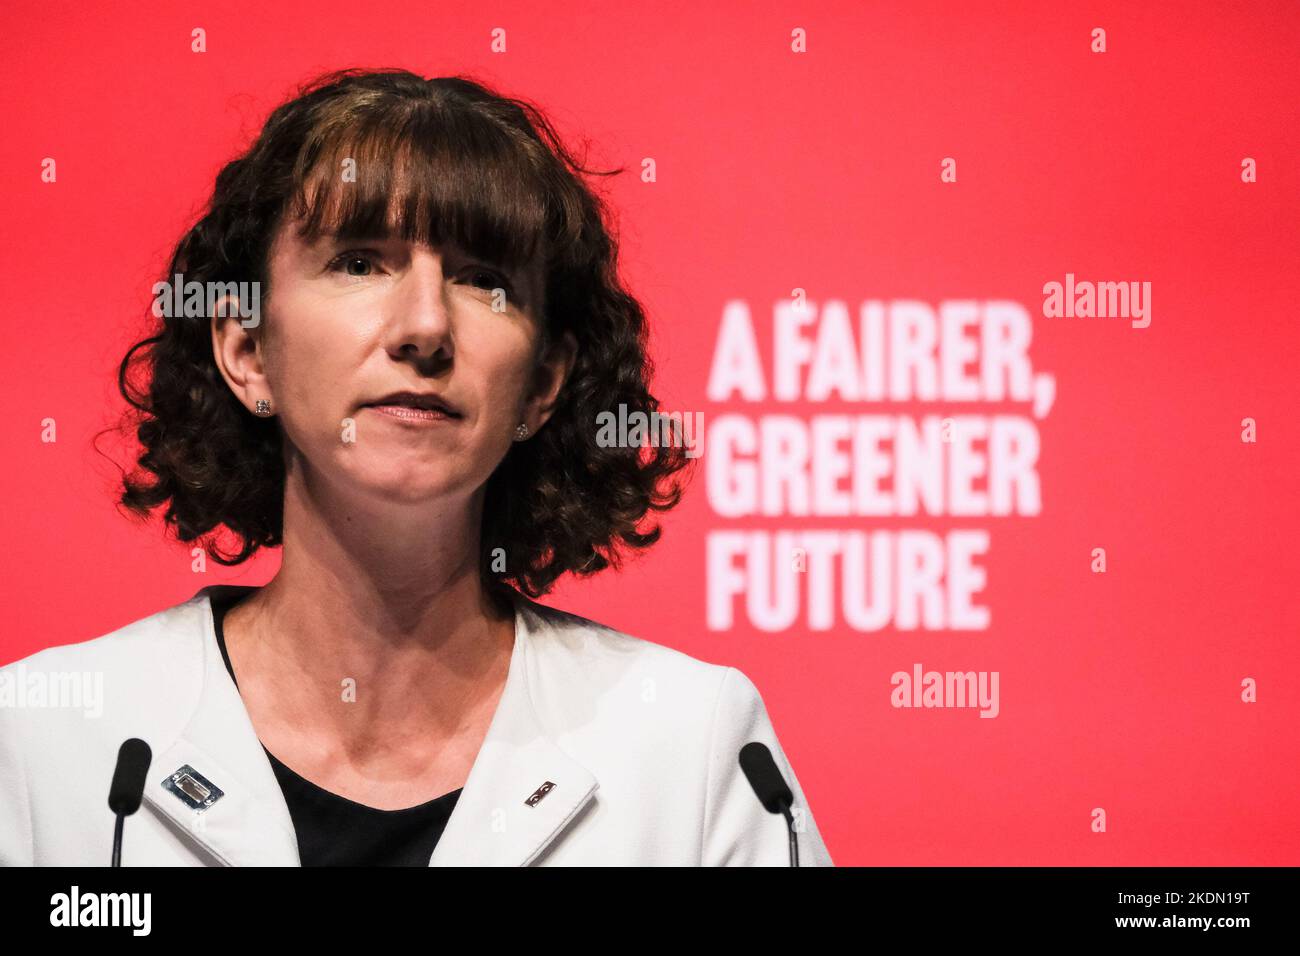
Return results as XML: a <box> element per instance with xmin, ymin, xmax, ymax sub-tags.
<box><xmin>210</xmin><ymin>294</ymin><xmax>272</xmax><ymax>414</ymax></box>
<box><xmin>526</xmin><ymin>331</ymin><xmax>578</xmax><ymax>431</ymax></box>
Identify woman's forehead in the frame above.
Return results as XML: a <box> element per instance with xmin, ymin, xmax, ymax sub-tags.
<box><xmin>290</xmin><ymin>181</ymin><xmax>546</xmax><ymax>266</ymax></box>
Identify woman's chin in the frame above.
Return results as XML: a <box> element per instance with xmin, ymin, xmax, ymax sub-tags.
<box><xmin>346</xmin><ymin>468</ymin><xmax>473</xmax><ymax>505</ymax></box>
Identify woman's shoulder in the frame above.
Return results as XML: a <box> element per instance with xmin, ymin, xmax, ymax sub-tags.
<box><xmin>1</xmin><ymin>590</ymin><xmax>208</xmax><ymax>677</ymax></box>
<box><xmin>517</xmin><ymin>594</ymin><xmax>729</xmax><ymax>673</ymax></box>
<box><xmin>0</xmin><ymin>591</ymin><xmax>209</xmax><ymax>747</ymax></box>
<box><xmin>511</xmin><ymin>594</ymin><xmax>759</xmax><ymax>723</ymax></box>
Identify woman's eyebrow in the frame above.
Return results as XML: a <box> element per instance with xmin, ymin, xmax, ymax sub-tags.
<box><xmin>319</xmin><ymin>229</ymin><xmax>396</xmax><ymax>244</ymax></box>
<box><xmin>298</xmin><ymin>232</ymin><xmax>400</xmax><ymax>256</ymax></box>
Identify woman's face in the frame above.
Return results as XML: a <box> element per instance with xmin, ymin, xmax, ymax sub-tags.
<box><xmin>214</xmin><ymin>215</ymin><xmax>574</xmax><ymax>507</ymax></box>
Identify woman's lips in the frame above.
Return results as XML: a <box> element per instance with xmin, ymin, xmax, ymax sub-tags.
<box><xmin>366</xmin><ymin>404</ymin><xmax>460</xmax><ymax>423</ymax></box>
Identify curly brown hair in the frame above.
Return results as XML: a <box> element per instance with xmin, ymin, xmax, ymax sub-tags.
<box><xmin>112</xmin><ymin>68</ymin><xmax>694</xmax><ymax>599</ymax></box>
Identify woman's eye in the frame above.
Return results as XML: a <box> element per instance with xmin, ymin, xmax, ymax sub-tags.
<box><xmin>324</xmin><ymin>251</ymin><xmax>514</xmax><ymax>297</ymax></box>
<box><xmin>465</xmin><ymin>268</ymin><xmax>514</xmax><ymax>296</ymax></box>
<box><xmin>326</xmin><ymin>251</ymin><xmax>379</xmax><ymax>277</ymax></box>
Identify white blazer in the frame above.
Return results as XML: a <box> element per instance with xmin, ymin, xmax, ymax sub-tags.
<box><xmin>0</xmin><ymin>586</ymin><xmax>834</xmax><ymax>866</ymax></box>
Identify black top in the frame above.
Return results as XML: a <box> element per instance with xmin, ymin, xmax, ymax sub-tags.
<box><xmin>208</xmin><ymin>586</ymin><xmax>462</xmax><ymax>867</ymax></box>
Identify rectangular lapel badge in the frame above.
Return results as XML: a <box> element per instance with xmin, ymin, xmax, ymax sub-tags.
<box><xmin>162</xmin><ymin>764</ymin><xmax>225</xmax><ymax>813</ymax></box>
<box><xmin>525</xmin><ymin>781</ymin><xmax>556</xmax><ymax>807</ymax></box>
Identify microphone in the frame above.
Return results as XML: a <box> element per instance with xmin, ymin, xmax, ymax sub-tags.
<box><xmin>107</xmin><ymin>738</ymin><xmax>152</xmax><ymax>867</ymax></box>
<box><xmin>738</xmin><ymin>741</ymin><xmax>799</xmax><ymax>867</ymax></box>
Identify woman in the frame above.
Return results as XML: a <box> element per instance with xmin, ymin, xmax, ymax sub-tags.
<box><xmin>0</xmin><ymin>69</ymin><xmax>834</xmax><ymax>866</ymax></box>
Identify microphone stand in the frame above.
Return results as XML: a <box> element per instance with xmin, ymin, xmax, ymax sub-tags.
<box><xmin>112</xmin><ymin>814</ymin><xmax>126</xmax><ymax>868</ymax></box>
<box><xmin>780</xmin><ymin>802</ymin><xmax>800</xmax><ymax>867</ymax></box>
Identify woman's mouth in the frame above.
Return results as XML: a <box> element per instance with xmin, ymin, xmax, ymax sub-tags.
<box><xmin>365</xmin><ymin>403</ymin><xmax>460</xmax><ymax>424</ymax></box>
<box><xmin>361</xmin><ymin>390</ymin><xmax>464</xmax><ymax>424</ymax></box>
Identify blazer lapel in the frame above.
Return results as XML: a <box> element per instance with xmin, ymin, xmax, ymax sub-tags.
<box><xmin>429</xmin><ymin>594</ymin><xmax>599</xmax><ymax>866</ymax></box>
<box><xmin>142</xmin><ymin>590</ymin><xmax>301</xmax><ymax>866</ymax></box>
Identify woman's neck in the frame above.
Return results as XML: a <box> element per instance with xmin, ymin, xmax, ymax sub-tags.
<box><xmin>220</xmin><ymin>464</ymin><xmax>517</xmax><ymax>777</ymax></box>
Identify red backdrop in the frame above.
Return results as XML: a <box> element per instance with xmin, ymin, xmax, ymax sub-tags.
<box><xmin>2</xmin><ymin>0</ymin><xmax>1297</xmax><ymax>865</ymax></box>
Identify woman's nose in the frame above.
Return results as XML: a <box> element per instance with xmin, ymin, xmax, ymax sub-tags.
<box><xmin>382</xmin><ymin>251</ymin><xmax>453</xmax><ymax>360</ymax></box>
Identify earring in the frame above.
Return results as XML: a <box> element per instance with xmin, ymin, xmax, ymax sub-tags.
<box><xmin>514</xmin><ymin>422</ymin><xmax>530</xmax><ymax>441</ymax></box>
<box><xmin>255</xmin><ymin>399</ymin><xmax>272</xmax><ymax>416</ymax></box>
